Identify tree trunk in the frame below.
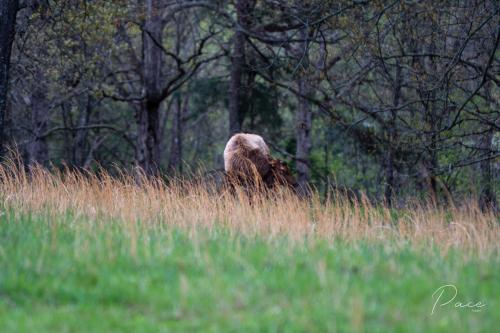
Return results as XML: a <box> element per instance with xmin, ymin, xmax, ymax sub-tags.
<box><xmin>137</xmin><ymin>0</ymin><xmax>163</xmax><ymax>175</ymax></box>
<box><xmin>418</xmin><ymin>39</ymin><xmax>439</xmax><ymax>204</ymax></box>
<box><xmin>424</xmin><ymin>102</ymin><xmax>439</xmax><ymax>204</ymax></box>
<box><xmin>479</xmin><ymin>128</ymin><xmax>497</xmax><ymax>211</ymax></box>
<box><xmin>0</xmin><ymin>0</ymin><xmax>19</xmax><ymax>156</ymax></box>
<box><xmin>294</xmin><ymin>26</ymin><xmax>313</xmax><ymax>196</ymax></box>
<box><xmin>385</xmin><ymin>132</ymin><xmax>395</xmax><ymax>206</ymax></box>
<box><xmin>73</xmin><ymin>95</ymin><xmax>92</xmax><ymax>168</ymax></box>
<box><xmin>295</xmin><ymin>77</ymin><xmax>312</xmax><ymax>196</ymax></box>
<box><xmin>228</xmin><ymin>0</ymin><xmax>254</xmax><ymax>137</ymax></box>
<box><xmin>228</xmin><ymin>9</ymin><xmax>245</xmax><ymax>135</ymax></box>
<box><xmin>27</xmin><ymin>73</ymin><xmax>48</xmax><ymax>167</ymax></box>
<box><xmin>136</xmin><ymin>100</ymin><xmax>161</xmax><ymax>175</ymax></box>
<box><xmin>168</xmin><ymin>93</ymin><xmax>188</xmax><ymax>174</ymax></box>
<box><xmin>384</xmin><ymin>64</ymin><xmax>402</xmax><ymax>206</ymax></box>
<box><xmin>478</xmin><ymin>82</ymin><xmax>498</xmax><ymax>211</ymax></box>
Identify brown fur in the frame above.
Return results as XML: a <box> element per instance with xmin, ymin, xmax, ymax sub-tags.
<box><xmin>224</xmin><ymin>133</ymin><xmax>296</xmax><ymax>192</ymax></box>
<box><xmin>263</xmin><ymin>158</ymin><xmax>297</xmax><ymax>190</ymax></box>
<box><xmin>226</xmin><ymin>136</ymin><xmax>270</xmax><ymax>180</ymax></box>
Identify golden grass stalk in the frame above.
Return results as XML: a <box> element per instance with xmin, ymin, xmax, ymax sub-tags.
<box><xmin>0</xmin><ymin>160</ymin><xmax>498</xmax><ymax>259</ymax></box>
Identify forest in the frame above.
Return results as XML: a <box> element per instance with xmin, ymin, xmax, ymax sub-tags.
<box><xmin>1</xmin><ymin>0</ymin><xmax>498</xmax><ymax>207</ymax></box>
<box><xmin>1</xmin><ymin>1</ymin><xmax>499</xmax><ymax>332</ymax></box>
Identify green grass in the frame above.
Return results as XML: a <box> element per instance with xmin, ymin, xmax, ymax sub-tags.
<box><xmin>0</xmin><ymin>211</ymin><xmax>498</xmax><ymax>333</ymax></box>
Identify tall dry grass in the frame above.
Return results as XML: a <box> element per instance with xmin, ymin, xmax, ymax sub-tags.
<box><xmin>0</xmin><ymin>158</ymin><xmax>498</xmax><ymax>259</ymax></box>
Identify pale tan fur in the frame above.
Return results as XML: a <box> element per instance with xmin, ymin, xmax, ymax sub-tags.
<box><xmin>224</xmin><ymin>133</ymin><xmax>270</xmax><ymax>175</ymax></box>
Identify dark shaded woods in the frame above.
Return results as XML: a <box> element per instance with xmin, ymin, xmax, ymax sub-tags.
<box><xmin>1</xmin><ymin>1</ymin><xmax>498</xmax><ymax>209</ymax></box>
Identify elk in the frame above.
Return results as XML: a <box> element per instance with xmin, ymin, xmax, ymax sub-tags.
<box><xmin>223</xmin><ymin>133</ymin><xmax>297</xmax><ymax>191</ymax></box>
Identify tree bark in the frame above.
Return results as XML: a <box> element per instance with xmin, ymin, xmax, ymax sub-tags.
<box><xmin>0</xmin><ymin>0</ymin><xmax>19</xmax><ymax>156</ymax></box>
<box><xmin>138</xmin><ymin>0</ymin><xmax>163</xmax><ymax>175</ymax></box>
<box><xmin>479</xmin><ymin>127</ymin><xmax>497</xmax><ymax>211</ymax></box>
<box><xmin>294</xmin><ymin>26</ymin><xmax>313</xmax><ymax>196</ymax></box>
<box><xmin>168</xmin><ymin>93</ymin><xmax>188</xmax><ymax>174</ymax></box>
<box><xmin>72</xmin><ymin>95</ymin><xmax>92</xmax><ymax>168</ymax></box>
<box><xmin>423</xmin><ymin>100</ymin><xmax>439</xmax><ymax>204</ymax></box>
<box><xmin>478</xmin><ymin>82</ymin><xmax>498</xmax><ymax>211</ymax></box>
<box><xmin>384</xmin><ymin>64</ymin><xmax>402</xmax><ymax>206</ymax></box>
<box><xmin>295</xmin><ymin>77</ymin><xmax>312</xmax><ymax>196</ymax></box>
<box><xmin>228</xmin><ymin>0</ymin><xmax>254</xmax><ymax>137</ymax></box>
<box><xmin>228</xmin><ymin>30</ymin><xmax>244</xmax><ymax>135</ymax></box>
<box><xmin>27</xmin><ymin>72</ymin><xmax>49</xmax><ymax>167</ymax></box>
<box><xmin>418</xmin><ymin>38</ymin><xmax>439</xmax><ymax>204</ymax></box>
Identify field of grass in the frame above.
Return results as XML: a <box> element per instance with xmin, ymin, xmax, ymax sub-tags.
<box><xmin>0</xmin><ymin>162</ymin><xmax>498</xmax><ymax>332</ymax></box>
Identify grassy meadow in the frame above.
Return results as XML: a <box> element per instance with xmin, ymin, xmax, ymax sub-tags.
<box><xmin>0</xmin><ymin>162</ymin><xmax>498</xmax><ymax>332</ymax></box>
